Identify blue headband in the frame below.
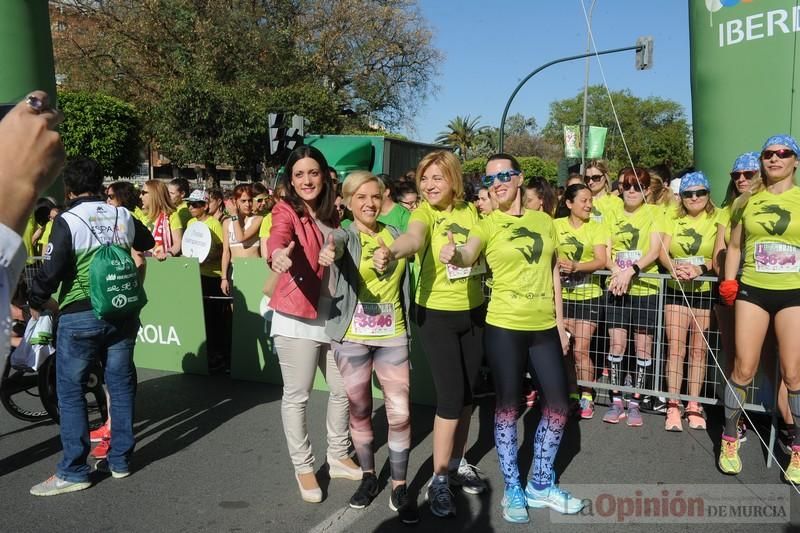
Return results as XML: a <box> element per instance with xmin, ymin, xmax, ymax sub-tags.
<box><xmin>762</xmin><ymin>134</ymin><xmax>800</xmax><ymax>155</ymax></box>
<box><xmin>679</xmin><ymin>171</ymin><xmax>710</xmax><ymax>193</ymax></box>
<box><xmin>731</xmin><ymin>152</ymin><xmax>760</xmax><ymax>173</ymax></box>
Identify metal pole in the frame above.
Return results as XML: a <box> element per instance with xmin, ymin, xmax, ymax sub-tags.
<box><xmin>498</xmin><ymin>44</ymin><xmax>641</xmax><ymax>152</ymax></box>
<box><xmin>580</xmin><ymin>0</ymin><xmax>598</xmax><ymax>172</ymax></box>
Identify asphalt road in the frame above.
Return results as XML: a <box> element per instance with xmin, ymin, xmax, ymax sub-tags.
<box><xmin>1</xmin><ymin>368</ymin><xmax>798</xmax><ymax>532</ymax></box>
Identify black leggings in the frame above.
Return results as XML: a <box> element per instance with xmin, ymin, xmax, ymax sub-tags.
<box><xmin>413</xmin><ymin>304</ymin><xmax>485</xmax><ymax>419</ymax></box>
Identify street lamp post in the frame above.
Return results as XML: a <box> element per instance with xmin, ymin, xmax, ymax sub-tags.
<box><xmin>580</xmin><ymin>0</ymin><xmax>598</xmax><ymax>172</ymax></box>
<box><xmin>498</xmin><ymin>41</ymin><xmax>650</xmax><ymax>153</ymax></box>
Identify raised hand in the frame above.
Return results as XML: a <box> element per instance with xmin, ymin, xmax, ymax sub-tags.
<box><xmin>318</xmin><ymin>233</ymin><xmax>336</xmax><ymax>267</ymax></box>
<box><xmin>271</xmin><ymin>241</ymin><xmax>295</xmax><ymax>273</ymax></box>
<box><xmin>372</xmin><ymin>236</ymin><xmax>394</xmax><ymax>273</ymax></box>
<box><xmin>439</xmin><ymin>231</ymin><xmax>457</xmax><ymax>264</ymax></box>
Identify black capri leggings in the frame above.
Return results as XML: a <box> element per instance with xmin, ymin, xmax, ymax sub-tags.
<box><xmin>413</xmin><ymin>304</ymin><xmax>485</xmax><ymax>419</ymax></box>
<box><xmin>484</xmin><ymin>324</ymin><xmax>569</xmax><ymax>414</ymax></box>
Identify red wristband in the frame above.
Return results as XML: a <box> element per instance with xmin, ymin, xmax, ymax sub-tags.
<box><xmin>719</xmin><ymin>279</ymin><xmax>739</xmax><ymax>306</ymax></box>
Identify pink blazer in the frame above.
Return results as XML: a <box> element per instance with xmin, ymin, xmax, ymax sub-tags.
<box><xmin>266</xmin><ymin>200</ymin><xmax>327</xmax><ymax>320</ymax></box>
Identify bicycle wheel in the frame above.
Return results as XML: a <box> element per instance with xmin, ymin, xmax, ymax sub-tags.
<box><xmin>1</xmin><ymin>360</ymin><xmax>51</xmax><ymax>422</ymax></box>
<box><xmin>38</xmin><ymin>354</ymin><xmax>109</xmax><ymax>428</ymax></box>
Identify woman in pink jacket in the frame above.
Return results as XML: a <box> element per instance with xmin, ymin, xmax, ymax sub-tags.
<box><xmin>267</xmin><ymin>146</ymin><xmax>360</xmax><ymax>503</ymax></box>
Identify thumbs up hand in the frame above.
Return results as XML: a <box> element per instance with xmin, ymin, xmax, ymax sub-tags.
<box><xmin>439</xmin><ymin>231</ymin><xmax>458</xmax><ymax>264</ymax></box>
<box><xmin>318</xmin><ymin>233</ymin><xmax>337</xmax><ymax>267</ymax></box>
<box><xmin>272</xmin><ymin>240</ymin><xmax>295</xmax><ymax>273</ymax></box>
<box><xmin>372</xmin><ymin>236</ymin><xmax>395</xmax><ymax>273</ymax></box>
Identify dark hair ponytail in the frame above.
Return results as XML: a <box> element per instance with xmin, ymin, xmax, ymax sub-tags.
<box><xmin>555</xmin><ymin>183</ymin><xmax>590</xmax><ymax>218</ymax></box>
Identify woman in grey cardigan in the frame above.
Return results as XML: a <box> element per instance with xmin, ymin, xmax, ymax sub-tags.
<box><xmin>319</xmin><ymin>171</ymin><xmax>416</xmax><ymax>524</ymax></box>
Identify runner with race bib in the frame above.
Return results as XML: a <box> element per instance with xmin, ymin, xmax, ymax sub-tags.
<box><xmin>320</xmin><ymin>171</ymin><xmax>417</xmax><ymax>523</ymax></box>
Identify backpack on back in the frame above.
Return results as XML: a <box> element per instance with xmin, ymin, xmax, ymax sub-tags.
<box><xmin>66</xmin><ymin>208</ymin><xmax>147</xmax><ymax>320</ymax></box>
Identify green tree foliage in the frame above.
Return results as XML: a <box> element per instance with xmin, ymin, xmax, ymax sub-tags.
<box><xmin>58</xmin><ymin>91</ymin><xmax>141</xmax><ymax>177</ymax></box>
<box><xmin>51</xmin><ymin>0</ymin><xmax>440</xmax><ymax>174</ymax></box>
<box><xmin>435</xmin><ymin>115</ymin><xmax>487</xmax><ymax>160</ymax></box>
<box><xmin>542</xmin><ymin>86</ymin><xmax>692</xmax><ymax>171</ymax></box>
<box><xmin>463</xmin><ymin>156</ymin><xmax>558</xmax><ymax>182</ymax></box>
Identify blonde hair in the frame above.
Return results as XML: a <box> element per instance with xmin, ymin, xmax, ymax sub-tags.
<box><xmin>647</xmin><ymin>173</ymin><xmax>674</xmax><ymax>209</ymax></box>
<box><xmin>585</xmin><ymin>159</ymin><xmax>611</xmax><ymax>193</ymax></box>
<box><xmin>416</xmin><ymin>150</ymin><xmax>464</xmax><ymax>202</ymax></box>
<box><xmin>142</xmin><ymin>180</ymin><xmax>176</xmax><ymax>219</ymax></box>
<box><xmin>342</xmin><ymin>171</ymin><xmax>384</xmax><ymax>208</ymax></box>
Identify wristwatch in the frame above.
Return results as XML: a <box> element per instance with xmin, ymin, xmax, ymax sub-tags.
<box><xmin>631</xmin><ymin>264</ymin><xmax>641</xmax><ymax>276</ymax></box>
<box><xmin>230</xmin><ymin>215</ymin><xmax>239</xmax><ymax>221</ymax></box>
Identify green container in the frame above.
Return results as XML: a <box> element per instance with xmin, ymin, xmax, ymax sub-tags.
<box><xmin>689</xmin><ymin>0</ymin><xmax>800</xmax><ymax>203</ymax></box>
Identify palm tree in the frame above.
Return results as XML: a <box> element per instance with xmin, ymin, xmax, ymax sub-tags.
<box><xmin>435</xmin><ymin>115</ymin><xmax>486</xmax><ymax>160</ymax></box>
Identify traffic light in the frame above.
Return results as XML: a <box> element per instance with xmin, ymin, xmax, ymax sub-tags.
<box><xmin>284</xmin><ymin>115</ymin><xmax>308</xmax><ymax>152</ymax></box>
<box><xmin>635</xmin><ymin>36</ymin><xmax>654</xmax><ymax>71</ymax></box>
<box><xmin>268</xmin><ymin>112</ymin><xmax>285</xmax><ymax>155</ymax></box>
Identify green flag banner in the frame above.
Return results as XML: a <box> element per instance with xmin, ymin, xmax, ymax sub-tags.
<box><xmin>586</xmin><ymin>126</ymin><xmax>608</xmax><ymax>159</ymax></box>
<box><xmin>689</xmin><ymin>0</ymin><xmax>800</xmax><ymax>203</ymax></box>
<box><xmin>563</xmin><ymin>125</ymin><xmax>581</xmax><ymax>158</ymax></box>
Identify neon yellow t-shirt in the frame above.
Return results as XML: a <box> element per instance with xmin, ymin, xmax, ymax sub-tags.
<box><xmin>188</xmin><ymin>216</ymin><xmax>224</xmax><ymax>278</ymax></box>
<box><xmin>133</xmin><ymin>206</ymin><xmax>149</xmax><ymax>226</ymax></box>
<box><xmin>471</xmin><ymin>209</ymin><xmax>558</xmax><ymax>331</ymax></box>
<box><xmin>258</xmin><ymin>213</ymin><xmax>273</xmax><ymax>239</ymax></box>
<box><xmin>554</xmin><ymin>217</ymin><xmax>609</xmax><ymax>301</ymax></box>
<box><xmin>606</xmin><ymin>203</ymin><xmax>665</xmax><ymax>296</ymax></box>
<box><xmin>740</xmin><ymin>187</ymin><xmax>800</xmax><ymax>290</ymax></box>
<box><xmin>590</xmin><ymin>193</ymin><xmax>622</xmax><ymax>224</ymax></box>
<box><xmin>39</xmin><ymin>220</ymin><xmax>53</xmax><ymax>254</ymax></box>
<box><xmin>665</xmin><ymin>209</ymin><xmax>725</xmax><ymax>293</ymax></box>
<box><xmin>410</xmin><ymin>201</ymin><xmax>484</xmax><ymax>311</ymax></box>
<box><xmin>174</xmin><ymin>202</ymin><xmax>192</xmax><ymax>229</ymax></box>
<box><xmin>23</xmin><ymin>215</ymin><xmax>36</xmax><ymax>259</ymax></box>
<box><xmin>344</xmin><ymin>225</ymin><xmax>407</xmax><ymax>341</ymax></box>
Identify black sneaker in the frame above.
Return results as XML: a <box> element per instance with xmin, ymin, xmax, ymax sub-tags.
<box><xmin>639</xmin><ymin>395</ymin><xmax>654</xmax><ymax>413</ymax></box>
<box><xmin>651</xmin><ymin>396</ymin><xmax>668</xmax><ymax>413</ymax></box>
<box><xmin>390</xmin><ymin>484</ymin><xmax>419</xmax><ymax>524</ymax></box>
<box><xmin>349</xmin><ymin>473</ymin><xmax>379</xmax><ymax>509</ymax></box>
<box><xmin>779</xmin><ymin>427</ymin><xmax>796</xmax><ymax>454</ymax></box>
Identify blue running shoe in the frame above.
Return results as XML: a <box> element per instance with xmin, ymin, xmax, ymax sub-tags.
<box><xmin>501</xmin><ymin>484</ymin><xmax>529</xmax><ymax>523</ymax></box>
<box><xmin>525</xmin><ymin>473</ymin><xmax>584</xmax><ymax>514</ymax></box>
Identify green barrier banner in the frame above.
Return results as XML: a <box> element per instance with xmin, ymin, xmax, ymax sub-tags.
<box><xmin>133</xmin><ymin>258</ymin><xmax>208</xmax><ymax>374</ymax></box>
<box><xmin>689</xmin><ymin>0</ymin><xmax>800</xmax><ymax>204</ymax></box>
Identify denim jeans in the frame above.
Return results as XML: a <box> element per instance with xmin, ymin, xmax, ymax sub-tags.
<box><xmin>56</xmin><ymin>310</ymin><xmax>138</xmax><ymax>482</ymax></box>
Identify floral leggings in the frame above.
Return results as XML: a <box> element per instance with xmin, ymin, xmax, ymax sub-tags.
<box><xmin>332</xmin><ymin>340</ymin><xmax>411</xmax><ymax>481</ymax></box>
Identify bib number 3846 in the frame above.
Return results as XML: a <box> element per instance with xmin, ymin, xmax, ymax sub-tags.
<box><xmin>755</xmin><ymin>242</ymin><xmax>800</xmax><ymax>273</ymax></box>
<box><xmin>352</xmin><ymin>302</ymin><xmax>394</xmax><ymax>336</ymax></box>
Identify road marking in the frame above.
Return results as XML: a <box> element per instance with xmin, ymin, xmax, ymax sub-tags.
<box><xmin>307</xmin><ymin>505</ymin><xmax>368</xmax><ymax>533</ymax></box>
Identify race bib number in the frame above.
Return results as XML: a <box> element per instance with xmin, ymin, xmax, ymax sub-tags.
<box><xmin>446</xmin><ymin>248</ymin><xmax>487</xmax><ymax>280</ymax></box>
<box><xmin>674</xmin><ymin>256</ymin><xmax>704</xmax><ymax>266</ymax></box>
<box><xmin>754</xmin><ymin>242</ymin><xmax>800</xmax><ymax>273</ymax></box>
<box><xmin>352</xmin><ymin>302</ymin><xmax>394</xmax><ymax>336</ymax></box>
<box><xmin>615</xmin><ymin>250</ymin><xmax>642</xmax><ymax>270</ymax></box>
<box><xmin>590</xmin><ymin>215</ymin><xmax>603</xmax><ymax>224</ymax></box>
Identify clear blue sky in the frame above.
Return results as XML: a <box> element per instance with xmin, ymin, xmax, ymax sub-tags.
<box><xmin>403</xmin><ymin>1</ymin><xmax>692</xmax><ymax>144</ymax></box>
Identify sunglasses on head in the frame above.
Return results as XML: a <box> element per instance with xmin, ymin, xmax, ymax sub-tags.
<box><xmin>584</xmin><ymin>173</ymin><xmax>604</xmax><ymax>183</ymax></box>
<box><xmin>762</xmin><ymin>149</ymin><xmax>796</xmax><ymax>160</ymax></box>
<box><xmin>621</xmin><ymin>182</ymin><xmax>645</xmax><ymax>192</ymax></box>
<box><xmin>680</xmin><ymin>189</ymin><xmax>709</xmax><ymax>199</ymax></box>
<box><xmin>730</xmin><ymin>170</ymin><xmax>756</xmax><ymax>181</ymax></box>
<box><xmin>482</xmin><ymin>169</ymin><xmax>521</xmax><ymax>187</ymax></box>
<box><xmin>187</xmin><ymin>201</ymin><xmax>207</xmax><ymax>208</ymax></box>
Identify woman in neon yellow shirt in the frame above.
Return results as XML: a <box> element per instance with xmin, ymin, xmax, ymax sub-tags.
<box><xmin>441</xmin><ymin>153</ymin><xmax>583</xmax><ymax>524</ymax></box>
<box><xmin>658</xmin><ymin>172</ymin><xmax>721</xmax><ymax>432</ymax></box>
<box><xmin>718</xmin><ymin>134</ymin><xmax>800</xmax><ymax>482</ymax></box>
<box><xmin>554</xmin><ymin>183</ymin><xmax>608</xmax><ymax>420</ymax></box>
<box><xmin>583</xmin><ymin>159</ymin><xmax>622</xmax><ymax>224</ymax></box>
<box><xmin>319</xmin><ymin>171</ymin><xmax>416</xmax><ymax>522</ymax></box>
<box><xmin>372</xmin><ymin>150</ymin><xmax>486</xmax><ymax>518</ymax></box>
<box><xmin>603</xmin><ymin>168</ymin><xmax>665</xmax><ymax>428</ymax></box>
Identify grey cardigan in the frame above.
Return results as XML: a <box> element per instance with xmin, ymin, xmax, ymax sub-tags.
<box><xmin>324</xmin><ymin>223</ymin><xmax>412</xmax><ymax>343</ymax></box>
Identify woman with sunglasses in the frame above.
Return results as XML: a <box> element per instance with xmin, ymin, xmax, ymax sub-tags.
<box><xmin>221</xmin><ymin>184</ymin><xmax>263</xmax><ymax>296</ymax></box>
<box><xmin>318</xmin><ymin>171</ymin><xmax>417</xmax><ymax>522</ymax></box>
<box><xmin>584</xmin><ymin>159</ymin><xmax>622</xmax><ymax>224</ymax></box>
<box><xmin>658</xmin><ymin>172</ymin><xmax>723</xmax><ymax>432</ymax></box>
<box><xmin>140</xmin><ymin>179</ymin><xmax>182</xmax><ymax>260</ymax></box>
<box><xmin>554</xmin><ymin>183</ymin><xmax>609</xmax><ymax>420</ymax></box>
<box><xmin>440</xmin><ymin>153</ymin><xmax>582</xmax><ymax>524</ymax></box>
<box><xmin>603</xmin><ymin>168</ymin><xmax>665</xmax><ymax>427</ymax></box>
<box><xmin>372</xmin><ymin>150</ymin><xmax>486</xmax><ymax>518</ymax></box>
<box><xmin>718</xmin><ymin>135</ymin><xmax>800</xmax><ymax>481</ymax></box>
<box><xmin>267</xmin><ymin>146</ymin><xmax>359</xmax><ymax>503</ymax></box>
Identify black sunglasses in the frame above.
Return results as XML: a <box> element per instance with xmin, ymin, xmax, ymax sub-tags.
<box><xmin>680</xmin><ymin>190</ymin><xmax>709</xmax><ymax>199</ymax></box>
<box><xmin>762</xmin><ymin>149</ymin><xmax>796</xmax><ymax>160</ymax></box>
<box><xmin>584</xmin><ymin>174</ymin><xmax>604</xmax><ymax>183</ymax></box>
<box><xmin>621</xmin><ymin>182</ymin><xmax>645</xmax><ymax>192</ymax></box>
<box><xmin>187</xmin><ymin>201</ymin><xmax>207</xmax><ymax>208</ymax></box>
<box><xmin>730</xmin><ymin>171</ymin><xmax>756</xmax><ymax>181</ymax></box>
